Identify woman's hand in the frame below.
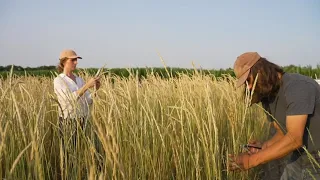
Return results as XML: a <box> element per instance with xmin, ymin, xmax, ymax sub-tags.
<box><xmin>95</xmin><ymin>78</ymin><xmax>101</xmax><ymax>90</ymax></box>
<box><xmin>87</xmin><ymin>77</ymin><xmax>100</xmax><ymax>89</ymax></box>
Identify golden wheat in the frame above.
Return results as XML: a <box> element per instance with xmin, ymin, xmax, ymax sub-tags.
<box><xmin>0</xmin><ymin>70</ymin><xmax>270</xmax><ymax>180</ymax></box>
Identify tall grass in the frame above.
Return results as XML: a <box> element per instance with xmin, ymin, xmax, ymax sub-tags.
<box><xmin>0</xmin><ymin>69</ymin><xmax>270</xmax><ymax>180</ymax></box>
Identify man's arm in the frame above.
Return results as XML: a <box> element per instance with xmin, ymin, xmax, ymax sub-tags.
<box><xmin>262</xmin><ymin>121</ymin><xmax>285</xmax><ymax>148</ymax></box>
<box><xmin>250</xmin><ymin>115</ymin><xmax>307</xmax><ymax>166</ymax></box>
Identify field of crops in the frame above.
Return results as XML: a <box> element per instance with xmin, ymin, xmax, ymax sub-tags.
<box><xmin>0</xmin><ymin>69</ymin><xmax>273</xmax><ymax>180</ymax></box>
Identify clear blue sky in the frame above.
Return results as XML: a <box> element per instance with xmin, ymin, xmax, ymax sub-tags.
<box><xmin>0</xmin><ymin>0</ymin><xmax>319</xmax><ymax>69</ymax></box>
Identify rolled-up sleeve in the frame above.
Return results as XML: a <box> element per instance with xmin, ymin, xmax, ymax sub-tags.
<box><xmin>79</xmin><ymin>78</ymin><xmax>93</xmax><ymax>105</ymax></box>
<box><xmin>85</xmin><ymin>90</ymin><xmax>93</xmax><ymax>104</ymax></box>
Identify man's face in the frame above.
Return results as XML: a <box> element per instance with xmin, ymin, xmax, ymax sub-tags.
<box><xmin>245</xmin><ymin>74</ymin><xmax>265</xmax><ymax>105</ymax></box>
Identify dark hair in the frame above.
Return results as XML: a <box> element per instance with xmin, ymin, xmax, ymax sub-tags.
<box><xmin>249</xmin><ymin>57</ymin><xmax>284</xmax><ymax>103</ymax></box>
<box><xmin>57</xmin><ymin>58</ymin><xmax>68</xmax><ymax>73</ymax></box>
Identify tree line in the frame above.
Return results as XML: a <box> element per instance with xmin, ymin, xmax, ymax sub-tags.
<box><xmin>1</xmin><ymin>64</ymin><xmax>320</xmax><ymax>79</ymax></box>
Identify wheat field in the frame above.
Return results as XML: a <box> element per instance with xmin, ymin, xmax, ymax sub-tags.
<box><xmin>0</xmin><ymin>69</ymin><xmax>270</xmax><ymax>180</ymax></box>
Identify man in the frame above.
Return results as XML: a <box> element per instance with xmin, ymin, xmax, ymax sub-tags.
<box><xmin>228</xmin><ymin>52</ymin><xmax>320</xmax><ymax>179</ymax></box>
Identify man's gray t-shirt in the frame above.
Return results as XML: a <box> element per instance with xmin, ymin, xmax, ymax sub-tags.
<box><xmin>263</xmin><ymin>72</ymin><xmax>320</xmax><ymax>152</ymax></box>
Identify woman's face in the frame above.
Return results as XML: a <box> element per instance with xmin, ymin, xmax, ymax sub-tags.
<box><xmin>63</xmin><ymin>58</ymin><xmax>78</xmax><ymax>72</ymax></box>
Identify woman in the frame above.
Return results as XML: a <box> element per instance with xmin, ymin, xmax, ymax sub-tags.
<box><xmin>53</xmin><ymin>49</ymin><xmax>100</xmax><ymax>130</ymax></box>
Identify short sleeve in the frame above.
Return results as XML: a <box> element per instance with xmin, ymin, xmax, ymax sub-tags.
<box><xmin>285</xmin><ymin>81</ymin><xmax>316</xmax><ymax>115</ymax></box>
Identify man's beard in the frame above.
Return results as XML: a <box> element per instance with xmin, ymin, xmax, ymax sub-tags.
<box><xmin>250</xmin><ymin>90</ymin><xmax>267</xmax><ymax>105</ymax></box>
<box><xmin>247</xmin><ymin>85</ymin><xmax>272</xmax><ymax>105</ymax></box>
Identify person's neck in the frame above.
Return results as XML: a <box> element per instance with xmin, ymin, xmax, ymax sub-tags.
<box><xmin>63</xmin><ymin>70</ymin><xmax>73</xmax><ymax>77</ymax></box>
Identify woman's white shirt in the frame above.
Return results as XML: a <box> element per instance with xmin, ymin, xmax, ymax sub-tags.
<box><xmin>53</xmin><ymin>73</ymin><xmax>92</xmax><ymax>119</ymax></box>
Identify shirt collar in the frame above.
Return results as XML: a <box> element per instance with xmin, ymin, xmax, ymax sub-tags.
<box><xmin>59</xmin><ymin>73</ymin><xmax>79</xmax><ymax>85</ymax></box>
<box><xmin>59</xmin><ymin>73</ymin><xmax>78</xmax><ymax>78</ymax></box>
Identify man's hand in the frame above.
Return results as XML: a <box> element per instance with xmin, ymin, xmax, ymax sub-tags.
<box><xmin>228</xmin><ymin>152</ymin><xmax>257</xmax><ymax>171</ymax></box>
<box><xmin>246</xmin><ymin>139</ymin><xmax>264</xmax><ymax>154</ymax></box>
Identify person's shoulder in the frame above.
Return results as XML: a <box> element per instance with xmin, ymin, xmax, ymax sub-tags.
<box><xmin>54</xmin><ymin>74</ymin><xmax>66</xmax><ymax>83</ymax></box>
<box><xmin>282</xmin><ymin>73</ymin><xmax>319</xmax><ymax>91</ymax></box>
<box><xmin>283</xmin><ymin>73</ymin><xmax>314</xmax><ymax>83</ymax></box>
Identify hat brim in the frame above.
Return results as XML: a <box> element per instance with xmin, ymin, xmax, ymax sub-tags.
<box><xmin>68</xmin><ymin>56</ymin><xmax>82</xmax><ymax>59</ymax></box>
<box><xmin>236</xmin><ymin>70</ymin><xmax>250</xmax><ymax>88</ymax></box>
